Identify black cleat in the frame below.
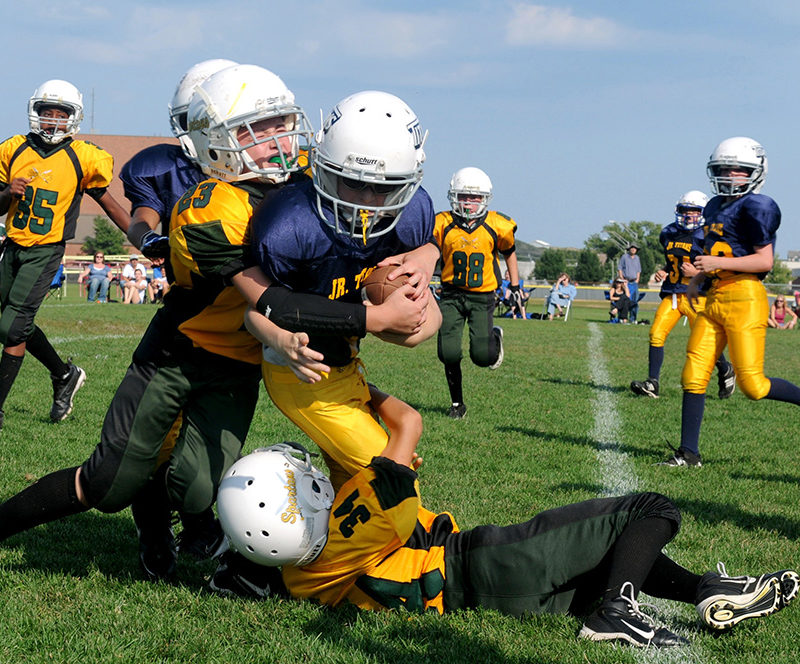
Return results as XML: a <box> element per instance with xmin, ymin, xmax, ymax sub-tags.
<box><xmin>50</xmin><ymin>362</ymin><xmax>86</xmax><ymax>422</ymax></box>
<box><xmin>579</xmin><ymin>582</ymin><xmax>688</xmax><ymax>647</ymax></box>
<box><xmin>658</xmin><ymin>443</ymin><xmax>702</xmax><ymax>467</ymax></box>
<box><xmin>131</xmin><ymin>501</ymin><xmax>177</xmax><ymax>582</ymax></box>
<box><xmin>717</xmin><ymin>363</ymin><xmax>736</xmax><ymax>399</ymax></box>
<box><xmin>209</xmin><ymin>551</ymin><xmax>287</xmax><ymax>600</ymax></box>
<box><xmin>696</xmin><ymin>562</ymin><xmax>799</xmax><ymax>630</ymax></box>
<box><xmin>447</xmin><ymin>403</ymin><xmax>467</xmax><ymax>419</ymax></box>
<box><xmin>630</xmin><ymin>378</ymin><xmax>659</xmax><ymax>398</ymax></box>
<box><xmin>176</xmin><ymin>508</ymin><xmax>228</xmax><ymax>561</ymax></box>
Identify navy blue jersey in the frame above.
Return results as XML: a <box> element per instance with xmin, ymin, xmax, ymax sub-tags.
<box><xmin>252</xmin><ymin>178</ymin><xmax>436</xmax><ymax>365</ymax></box>
<box><xmin>120</xmin><ymin>143</ymin><xmax>204</xmax><ymax>234</ymax></box>
<box><xmin>702</xmin><ymin>193</ymin><xmax>780</xmax><ymax>281</ymax></box>
<box><xmin>658</xmin><ymin>222</ymin><xmax>706</xmax><ymax>296</ymax></box>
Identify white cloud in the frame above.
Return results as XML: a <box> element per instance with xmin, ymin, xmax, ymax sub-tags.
<box><xmin>505</xmin><ymin>4</ymin><xmax>634</xmax><ymax>48</ymax></box>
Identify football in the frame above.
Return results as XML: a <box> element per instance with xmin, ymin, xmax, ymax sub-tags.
<box><xmin>362</xmin><ymin>265</ymin><xmax>410</xmax><ymax>304</ymax></box>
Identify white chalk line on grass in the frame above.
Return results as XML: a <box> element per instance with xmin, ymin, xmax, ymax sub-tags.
<box><xmin>48</xmin><ymin>333</ymin><xmax>142</xmax><ymax>344</ymax></box>
<box><xmin>587</xmin><ymin>323</ymin><xmax>709</xmax><ymax>664</ymax></box>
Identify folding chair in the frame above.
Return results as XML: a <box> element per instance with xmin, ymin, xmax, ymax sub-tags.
<box><xmin>44</xmin><ymin>264</ymin><xmax>66</xmax><ymax>300</ymax></box>
<box><xmin>542</xmin><ymin>290</ymin><xmax>571</xmax><ymax>321</ymax></box>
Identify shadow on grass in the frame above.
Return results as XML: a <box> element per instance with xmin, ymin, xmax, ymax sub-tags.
<box><xmin>674</xmin><ymin>497</ymin><xmax>800</xmax><ymax>539</ymax></box>
<box><xmin>538</xmin><ymin>377</ymin><xmax>630</xmax><ymax>394</ymax></box>
<box><xmin>497</xmin><ymin>425</ymin><xmax>656</xmax><ymax>460</ymax></box>
<box><xmin>1</xmin><ymin>510</ymin><xmax>212</xmax><ymax>589</ymax></box>
<box><xmin>301</xmin><ymin>604</ymin><xmax>523</xmax><ymax>664</ymax></box>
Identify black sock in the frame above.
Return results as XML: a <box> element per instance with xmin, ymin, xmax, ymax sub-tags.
<box><xmin>26</xmin><ymin>326</ymin><xmax>67</xmax><ymax>378</ymax></box>
<box><xmin>0</xmin><ymin>466</ymin><xmax>87</xmax><ymax>541</ymax></box>
<box><xmin>766</xmin><ymin>377</ymin><xmax>800</xmax><ymax>406</ymax></box>
<box><xmin>444</xmin><ymin>362</ymin><xmax>463</xmax><ymax>405</ymax></box>
<box><xmin>648</xmin><ymin>345</ymin><xmax>664</xmax><ymax>381</ymax></box>
<box><xmin>641</xmin><ymin>553</ymin><xmax>702</xmax><ymax>604</ymax></box>
<box><xmin>0</xmin><ymin>352</ymin><xmax>24</xmax><ymax>410</ymax></box>
<box><xmin>714</xmin><ymin>352</ymin><xmax>730</xmax><ymax>373</ymax></box>
<box><xmin>602</xmin><ymin>516</ymin><xmax>675</xmax><ymax>602</ymax></box>
<box><xmin>130</xmin><ymin>467</ymin><xmax>173</xmax><ymax>534</ymax></box>
<box><xmin>680</xmin><ymin>392</ymin><xmax>705</xmax><ymax>455</ymax></box>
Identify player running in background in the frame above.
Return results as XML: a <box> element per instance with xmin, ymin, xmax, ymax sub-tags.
<box><xmin>665</xmin><ymin>137</ymin><xmax>800</xmax><ymax>467</ymax></box>
<box><xmin>434</xmin><ymin>167</ymin><xmax>521</xmax><ymax>419</ymax></box>
<box><xmin>630</xmin><ymin>190</ymin><xmax>735</xmax><ymax>399</ymax></box>
<box><xmin>0</xmin><ymin>79</ymin><xmax>131</xmax><ymax>429</ymax></box>
<box><xmin>0</xmin><ymin>64</ymin><xmax>317</xmax><ymax>583</ymax></box>
<box><xmin>216</xmin><ymin>402</ymin><xmax>799</xmax><ymax>649</ymax></box>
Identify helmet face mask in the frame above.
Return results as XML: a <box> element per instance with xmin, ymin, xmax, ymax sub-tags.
<box><xmin>28</xmin><ymin>80</ymin><xmax>83</xmax><ymax>144</ymax></box>
<box><xmin>706</xmin><ymin>137</ymin><xmax>767</xmax><ymax>196</ymax></box>
<box><xmin>187</xmin><ymin>64</ymin><xmax>313</xmax><ymax>184</ymax></box>
<box><xmin>448</xmin><ymin>167</ymin><xmax>493</xmax><ymax>222</ymax></box>
<box><xmin>313</xmin><ymin>90</ymin><xmax>426</xmax><ymax>242</ymax></box>
<box><xmin>217</xmin><ymin>443</ymin><xmax>334</xmax><ymax>568</ymax></box>
<box><xmin>169</xmin><ymin>59</ymin><xmax>238</xmax><ymax>161</ymax></box>
<box><xmin>674</xmin><ymin>190</ymin><xmax>709</xmax><ymax>230</ymax></box>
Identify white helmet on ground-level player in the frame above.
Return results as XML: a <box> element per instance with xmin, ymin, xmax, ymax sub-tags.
<box><xmin>674</xmin><ymin>190</ymin><xmax>709</xmax><ymax>230</ymax></box>
<box><xmin>313</xmin><ymin>90</ymin><xmax>427</xmax><ymax>241</ymax></box>
<box><xmin>168</xmin><ymin>58</ymin><xmax>237</xmax><ymax>160</ymax></box>
<box><xmin>217</xmin><ymin>443</ymin><xmax>334</xmax><ymax>567</ymax></box>
<box><xmin>187</xmin><ymin>64</ymin><xmax>313</xmax><ymax>183</ymax></box>
<box><xmin>28</xmin><ymin>80</ymin><xmax>83</xmax><ymax>144</ymax></box>
<box><xmin>448</xmin><ymin>167</ymin><xmax>493</xmax><ymax>221</ymax></box>
<box><xmin>706</xmin><ymin>137</ymin><xmax>767</xmax><ymax>196</ymax></box>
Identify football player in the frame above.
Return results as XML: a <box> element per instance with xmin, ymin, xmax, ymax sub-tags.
<box><xmin>208</xmin><ymin>90</ymin><xmax>441</xmax><ymax>598</ymax></box>
<box><xmin>665</xmin><ymin>137</ymin><xmax>800</xmax><ymax>467</ymax></box>
<box><xmin>0</xmin><ymin>79</ymin><xmax>131</xmax><ymax>429</ymax></box>
<box><xmin>630</xmin><ymin>191</ymin><xmax>735</xmax><ymax>399</ymax></box>
<box><xmin>119</xmin><ymin>58</ymin><xmax>237</xmax><ymax>564</ymax></box>
<box><xmin>216</xmin><ymin>407</ymin><xmax>799</xmax><ymax>648</ymax></box>
<box><xmin>434</xmin><ymin>167</ymin><xmax>521</xmax><ymax>419</ymax></box>
<box><xmin>0</xmin><ymin>64</ymin><xmax>322</xmax><ymax>583</ymax></box>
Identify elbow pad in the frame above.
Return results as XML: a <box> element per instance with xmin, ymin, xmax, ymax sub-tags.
<box><xmin>256</xmin><ymin>286</ymin><xmax>367</xmax><ymax>337</ymax></box>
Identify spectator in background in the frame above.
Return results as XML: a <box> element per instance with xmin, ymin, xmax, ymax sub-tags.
<box><xmin>78</xmin><ymin>251</ymin><xmax>112</xmax><ymax>303</ymax></box>
<box><xmin>546</xmin><ymin>272</ymin><xmax>577</xmax><ymax>320</ymax></box>
<box><xmin>768</xmin><ymin>295</ymin><xmax>797</xmax><ymax>330</ymax></box>
<box><xmin>123</xmin><ymin>268</ymin><xmax>148</xmax><ymax>304</ymax></box>
<box><xmin>147</xmin><ymin>257</ymin><xmax>169</xmax><ymax>304</ymax></box>
<box><xmin>792</xmin><ymin>291</ymin><xmax>800</xmax><ymax>316</ymax></box>
<box><xmin>120</xmin><ymin>254</ymin><xmax>143</xmax><ymax>291</ymax></box>
<box><xmin>609</xmin><ymin>278</ymin><xmax>632</xmax><ymax>323</ymax></box>
<box><xmin>618</xmin><ymin>244</ymin><xmax>641</xmax><ymax>322</ymax></box>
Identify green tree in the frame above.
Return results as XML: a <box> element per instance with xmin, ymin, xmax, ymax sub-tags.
<box><xmin>81</xmin><ymin>216</ymin><xmax>126</xmax><ymax>256</ymax></box>
<box><xmin>765</xmin><ymin>258</ymin><xmax>792</xmax><ymax>286</ymax></box>
<box><xmin>573</xmin><ymin>249</ymin><xmax>604</xmax><ymax>284</ymax></box>
<box><xmin>585</xmin><ymin>220</ymin><xmax>663</xmax><ymax>285</ymax></box>
<box><xmin>534</xmin><ymin>248</ymin><xmax>567</xmax><ymax>281</ymax></box>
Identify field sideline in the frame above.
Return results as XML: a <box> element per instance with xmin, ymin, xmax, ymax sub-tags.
<box><xmin>0</xmin><ymin>295</ymin><xmax>798</xmax><ymax>664</ymax></box>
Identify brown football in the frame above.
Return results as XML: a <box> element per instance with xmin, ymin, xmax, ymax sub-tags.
<box><xmin>362</xmin><ymin>265</ymin><xmax>410</xmax><ymax>304</ymax></box>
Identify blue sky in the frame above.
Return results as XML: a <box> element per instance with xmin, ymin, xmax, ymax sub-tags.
<box><xmin>3</xmin><ymin>1</ymin><xmax>800</xmax><ymax>254</ymax></box>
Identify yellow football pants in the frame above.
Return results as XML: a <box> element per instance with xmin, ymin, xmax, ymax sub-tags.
<box><xmin>649</xmin><ymin>293</ymin><xmax>704</xmax><ymax>347</ymax></box>
<box><xmin>262</xmin><ymin>360</ymin><xmax>388</xmax><ymax>491</ymax></box>
<box><xmin>681</xmin><ymin>275</ymin><xmax>770</xmax><ymax>399</ymax></box>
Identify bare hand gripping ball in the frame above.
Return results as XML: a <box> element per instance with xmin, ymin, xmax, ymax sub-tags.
<box><xmin>362</xmin><ymin>265</ymin><xmax>410</xmax><ymax>304</ymax></box>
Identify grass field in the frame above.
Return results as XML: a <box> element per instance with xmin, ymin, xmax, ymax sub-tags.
<box><xmin>1</xmin><ymin>294</ymin><xmax>799</xmax><ymax>663</ymax></box>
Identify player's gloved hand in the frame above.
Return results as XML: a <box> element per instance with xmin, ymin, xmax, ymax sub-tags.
<box><xmin>140</xmin><ymin>231</ymin><xmax>170</xmax><ymax>259</ymax></box>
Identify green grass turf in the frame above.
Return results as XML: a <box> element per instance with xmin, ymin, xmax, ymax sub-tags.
<box><xmin>0</xmin><ymin>294</ymin><xmax>799</xmax><ymax>663</ymax></box>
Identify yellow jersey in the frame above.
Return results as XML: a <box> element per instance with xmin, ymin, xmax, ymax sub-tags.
<box><xmin>434</xmin><ymin>210</ymin><xmax>517</xmax><ymax>293</ymax></box>
<box><xmin>283</xmin><ymin>457</ymin><xmax>459</xmax><ymax>613</ymax></box>
<box><xmin>0</xmin><ymin>134</ymin><xmax>114</xmax><ymax>246</ymax></box>
<box><xmin>168</xmin><ymin>178</ymin><xmax>272</xmax><ymax>364</ymax></box>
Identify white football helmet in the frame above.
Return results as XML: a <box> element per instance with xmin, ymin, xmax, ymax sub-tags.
<box><xmin>674</xmin><ymin>190</ymin><xmax>709</xmax><ymax>230</ymax></box>
<box><xmin>707</xmin><ymin>137</ymin><xmax>767</xmax><ymax>196</ymax></box>
<box><xmin>313</xmin><ymin>90</ymin><xmax>427</xmax><ymax>241</ymax></box>
<box><xmin>187</xmin><ymin>64</ymin><xmax>313</xmax><ymax>183</ymax></box>
<box><xmin>28</xmin><ymin>80</ymin><xmax>83</xmax><ymax>144</ymax></box>
<box><xmin>448</xmin><ymin>167</ymin><xmax>493</xmax><ymax>221</ymax></box>
<box><xmin>217</xmin><ymin>443</ymin><xmax>334</xmax><ymax>567</ymax></box>
<box><xmin>168</xmin><ymin>58</ymin><xmax>237</xmax><ymax>160</ymax></box>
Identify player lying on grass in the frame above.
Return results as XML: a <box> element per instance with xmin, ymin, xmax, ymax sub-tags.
<box><xmin>216</xmin><ymin>387</ymin><xmax>799</xmax><ymax>648</ymax></box>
